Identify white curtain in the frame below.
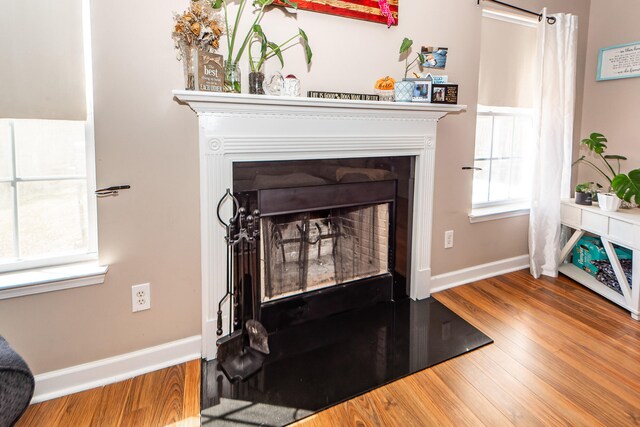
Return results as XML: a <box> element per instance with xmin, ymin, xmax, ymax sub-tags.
<box><xmin>529</xmin><ymin>10</ymin><xmax>578</xmax><ymax>278</ymax></box>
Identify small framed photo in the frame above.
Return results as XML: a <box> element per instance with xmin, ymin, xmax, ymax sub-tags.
<box><xmin>408</xmin><ymin>79</ymin><xmax>433</xmax><ymax>102</ymax></box>
<box><xmin>431</xmin><ymin>84</ymin><xmax>458</xmax><ymax>104</ymax></box>
<box><xmin>421</xmin><ymin>46</ymin><xmax>448</xmax><ymax>69</ymax></box>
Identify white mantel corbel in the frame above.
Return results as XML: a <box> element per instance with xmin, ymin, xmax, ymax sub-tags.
<box><xmin>173</xmin><ymin>90</ymin><xmax>465</xmax><ymax>359</ymax></box>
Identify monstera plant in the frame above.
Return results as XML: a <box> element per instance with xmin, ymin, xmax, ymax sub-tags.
<box><xmin>574</xmin><ymin>133</ymin><xmax>640</xmax><ymax>205</ymax></box>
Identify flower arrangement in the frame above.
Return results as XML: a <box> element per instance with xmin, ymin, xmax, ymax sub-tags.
<box><xmin>172</xmin><ymin>0</ymin><xmax>224</xmax><ymax>53</ymax></box>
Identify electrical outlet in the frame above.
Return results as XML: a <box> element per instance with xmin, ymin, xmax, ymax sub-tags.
<box><xmin>132</xmin><ymin>283</ymin><xmax>151</xmax><ymax>312</ymax></box>
<box><xmin>444</xmin><ymin>230</ymin><xmax>454</xmax><ymax>249</ymax></box>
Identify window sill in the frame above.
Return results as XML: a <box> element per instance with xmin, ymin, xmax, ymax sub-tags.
<box><xmin>469</xmin><ymin>203</ymin><xmax>530</xmax><ymax>223</ymax></box>
<box><xmin>0</xmin><ymin>261</ymin><xmax>108</xmax><ymax>300</ymax></box>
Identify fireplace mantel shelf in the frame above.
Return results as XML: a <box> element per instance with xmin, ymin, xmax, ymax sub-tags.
<box><xmin>173</xmin><ymin>90</ymin><xmax>466</xmax><ymax>115</ymax></box>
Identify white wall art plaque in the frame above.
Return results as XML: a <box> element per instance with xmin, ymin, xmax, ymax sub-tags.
<box><xmin>597</xmin><ymin>41</ymin><xmax>640</xmax><ymax>81</ymax></box>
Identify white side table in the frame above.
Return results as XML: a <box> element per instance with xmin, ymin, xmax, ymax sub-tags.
<box><xmin>559</xmin><ymin>199</ymin><xmax>640</xmax><ymax>320</ymax></box>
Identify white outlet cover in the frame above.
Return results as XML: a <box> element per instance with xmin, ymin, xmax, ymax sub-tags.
<box><xmin>132</xmin><ymin>283</ymin><xmax>151</xmax><ymax>312</ymax></box>
<box><xmin>444</xmin><ymin>230</ymin><xmax>454</xmax><ymax>249</ymax></box>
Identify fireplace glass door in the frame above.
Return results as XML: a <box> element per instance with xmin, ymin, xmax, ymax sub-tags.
<box><xmin>261</xmin><ymin>203</ymin><xmax>390</xmax><ymax>302</ymax></box>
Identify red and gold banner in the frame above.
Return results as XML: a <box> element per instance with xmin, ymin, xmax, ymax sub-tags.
<box><xmin>283</xmin><ymin>0</ymin><xmax>398</xmax><ymax>26</ymax></box>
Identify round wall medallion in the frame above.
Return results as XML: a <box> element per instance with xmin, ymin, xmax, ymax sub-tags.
<box><xmin>209</xmin><ymin>138</ymin><xmax>223</xmax><ymax>151</ymax></box>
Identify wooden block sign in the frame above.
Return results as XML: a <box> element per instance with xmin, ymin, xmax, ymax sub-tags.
<box><xmin>197</xmin><ymin>51</ymin><xmax>224</xmax><ymax>92</ymax></box>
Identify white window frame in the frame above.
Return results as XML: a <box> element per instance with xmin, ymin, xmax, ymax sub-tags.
<box><xmin>0</xmin><ymin>119</ymin><xmax>98</xmax><ymax>273</ymax></box>
<box><xmin>0</xmin><ymin>0</ymin><xmax>104</xmax><ymax>296</ymax></box>
<box><xmin>471</xmin><ymin>105</ymin><xmax>534</xmax><ymax>209</ymax></box>
<box><xmin>470</xmin><ymin>9</ymin><xmax>536</xmax><ymax>223</ymax></box>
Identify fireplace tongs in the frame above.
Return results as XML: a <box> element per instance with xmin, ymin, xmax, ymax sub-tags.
<box><xmin>215</xmin><ymin>189</ymin><xmax>269</xmax><ymax>381</ymax></box>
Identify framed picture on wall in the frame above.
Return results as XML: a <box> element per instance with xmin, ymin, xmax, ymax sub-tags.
<box><xmin>596</xmin><ymin>41</ymin><xmax>640</xmax><ymax>81</ymax></box>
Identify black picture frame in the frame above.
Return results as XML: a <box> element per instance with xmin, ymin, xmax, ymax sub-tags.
<box><xmin>431</xmin><ymin>84</ymin><xmax>458</xmax><ymax>104</ymax></box>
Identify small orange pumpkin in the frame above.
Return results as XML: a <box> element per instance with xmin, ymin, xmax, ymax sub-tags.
<box><xmin>374</xmin><ymin>76</ymin><xmax>395</xmax><ymax>90</ymax></box>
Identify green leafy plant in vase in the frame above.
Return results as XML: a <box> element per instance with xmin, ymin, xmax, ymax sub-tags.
<box><xmin>573</xmin><ymin>133</ymin><xmax>640</xmax><ymax>207</ymax></box>
<box><xmin>211</xmin><ymin>0</ymin><xmax>312</xmax><ymax>93</ymax></box>
<box><xmin>399</xmin><ymin>37</ymin><xmax>425</xmax><ymax>79</ymax></box>
<box><xmin>394</xmin><ymin>37</ymin><xmax>425</xmax><ymax>102</ymax></box>
<box><xmin>574</xmin><ymin>181</ymin><xmax>602</xmax><ymax>206</ymax></box>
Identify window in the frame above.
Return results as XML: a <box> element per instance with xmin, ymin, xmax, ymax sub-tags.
<box><xmin>471</xmin><ymin>10</ymin><xmax>537</xmax><ymax>214</ymax></box>
<box><xmin>0</xmin><ymin>0</ymin><xmax>97</xmax><ymax>274</ymax></box>
<box><xmin>472</xmin><ymin>105</ymin><xmax>534</xmax><ymax>206</ymax></box>
<box><xmin>0</xmin><ymin>119</ymin><xmax>96</xmax><ymax>272</ymax></box>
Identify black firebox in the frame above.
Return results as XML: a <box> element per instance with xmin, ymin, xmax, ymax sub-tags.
<box><xmin>230</xmin><ymin>156</ymin><xmax>415</xmax><ymax>334</ymax></box>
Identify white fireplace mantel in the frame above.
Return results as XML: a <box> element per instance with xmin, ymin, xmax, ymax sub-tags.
<box><xmin>173</xmin><ymin>90</ymin><xmax>465</xmax><ymax>359</ymax></box>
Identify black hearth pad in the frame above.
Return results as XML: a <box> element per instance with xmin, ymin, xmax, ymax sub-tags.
<box><xmin>201</xmin><ymin>297</ymin><xmax>492</xmax><ymax>426</ymax></box>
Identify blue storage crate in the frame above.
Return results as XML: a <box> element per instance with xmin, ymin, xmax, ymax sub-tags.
<box><xmin>572</xmin><ymin>235</ymin><xmax>632</xmax><ymax>276</ymax></box>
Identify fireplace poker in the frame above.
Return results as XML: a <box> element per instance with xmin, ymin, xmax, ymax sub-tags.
<box><xmin>215</xmin><ymin>189</ymin><xmax>244</xmax><ymax>365</ymax></box>
<box><xmin>215</xmin><ymin>189</ymin><xmax>239</xmax><ymax>337</ymax></box>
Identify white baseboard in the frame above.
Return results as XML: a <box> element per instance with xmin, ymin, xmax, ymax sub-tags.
<box><xmin>32</xmin><ymin>335</ymin><xmax>201</xmax><ymax>403</ymax></box>
<box><xmin>430</xmin><ymin>255</ymin><xmax>530</xmax><ymax>294</ymax></box>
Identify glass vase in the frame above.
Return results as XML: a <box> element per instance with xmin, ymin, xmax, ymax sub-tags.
<box><xmin>248</xmin><ymin>71</ymin><xmax>265</xmax><ymax>95</ymax></box>
<box><xmin>224</xmin><ymin>61</ymin><xmax>241</xmax><ymax>93</ymax></box>
<box><xmin>180</xmin><ymin>43</ymin><xmax>197</xmax><ymax>91</ymax></box>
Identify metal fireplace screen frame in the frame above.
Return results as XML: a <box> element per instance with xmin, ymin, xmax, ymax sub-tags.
<box><xmin>257</xmin><ymin>181</ymin><xmax>396</xmax><ymax>302</ymax></box>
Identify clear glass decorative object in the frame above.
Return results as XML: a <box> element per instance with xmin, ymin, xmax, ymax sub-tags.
<box><xmin>282</xmin><ymin>75</ymin><xmax>301</xmax><ymax>97</ymax></box>
<box><xmin>248</xmin><ymin>59</ymin><xmax>265</xmax><ymax>95</ymax></box>
<box><xmin>263</xmin><ymin>72</ymin><xmax>284</xmax><ymax>96</ymax></box>
<box><xmin>375</xmin><ymin>89</ymin><xmax>395</xmax><ymax>102</ymax></box>
<box><xmin>224</xmin><ymin>61</ymin><xmax>241</xmax><ymax>93</ymax></box>
<box><xmin>179</xmin><ymin>43</ymin><xmax>197</xmax><ymax>90</ymax></box>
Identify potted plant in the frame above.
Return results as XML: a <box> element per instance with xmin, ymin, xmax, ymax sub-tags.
<box><xmin>394</xmin><ymin>37</ymin><xmax>425</xmax><ymax>102</ymax></box>
<box><xmin>573</xmin><ymin>133</ymin><xmax>640</xmax><ymax>210</ymax></box>
<box><xmin>212</xmin><ymin>0</ymin><xmax>312</xmax><ymax>93</ymax></box>
<box><xmin>574</xmin><ymin>182</ymin><xmax>602</xmax><ymax>206</ymax></box>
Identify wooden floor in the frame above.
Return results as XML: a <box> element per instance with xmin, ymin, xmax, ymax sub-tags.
<box><xmin>17</xmin><ymin>359</ymin><xmax>200</xmax><ymax>427</ymax></box>
<box><xmin>18</xmin><ymin>270</ymin><xmax>640</xmax><ymax>426</ymax></box>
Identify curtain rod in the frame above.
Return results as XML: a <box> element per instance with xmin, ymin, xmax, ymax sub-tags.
<box><xmin>477</xmin><ymin>0</ymin><xmax>556</xmax><ymax>24</ymax></box>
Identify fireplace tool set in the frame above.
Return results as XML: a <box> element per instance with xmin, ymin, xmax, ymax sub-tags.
<box><xmin>215</xmin><ymin>189</ymin><xmax>270</xmax><ymax>381</ymax></box>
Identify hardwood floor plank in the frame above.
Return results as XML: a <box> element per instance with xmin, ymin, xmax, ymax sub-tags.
<box><xmin>89</xmin><ymin>378</ymin><xmax>132</xmax><ymax>426</ymax></box>
<box><xmin>181</xmin><ymin>359</ymin><xmax>201</xmax><ymax>420</ymax></box>
<box><xmin>15</xmin><ymin>395</ymin><xmax>70</xmax><ymax>427</ymax></box>
<box><xmin>17</xmin><ymin>360</ymin><xmax>201</xmax><ymax>427</ymax></box>
<box><xmin>480</xmin><ymin>345</ymin><xmax>605</xmax><ymax>427</ymax></box>
<box><xmin>409</xmin><ymin>368</ymin><xmax>486</xmax><ymax>426</ymax></box>
<box><xmin>430</xmin><ymin>359</ymin><xmax>515</xmax><ymax>427</ymax></box>
<box><xmin>55</xmin><ymin>387</ymin><xmax>102</xmax><ymax>426</ymax></box>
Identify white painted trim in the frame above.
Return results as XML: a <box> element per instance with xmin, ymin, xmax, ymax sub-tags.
<box><xmin>430</xmin><ymin>255</ymin><xmax>529</xmax><ymax>293</ymax></box>
<box><xmin>469</xmin><ymin>205</ymin><xmax>530</xmax><ymax>223</ymax></box>
<box><xmin>0</xmin><ymin>262</ymin><xmax>107</xmax><ymax>300</ymax></box>
<box><xmin>32</xmin><ymin>335</ymin><xmax>201</xmax><ymax>403</ymax></box>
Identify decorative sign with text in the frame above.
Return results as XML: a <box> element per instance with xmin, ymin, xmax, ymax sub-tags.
<box><xmin>197</xmin><ymin>51</ymin><xmax>224</xmax><ymax>92</ymax></box>
<box><xmin>308</xmin><ymin>91</ymin><xmax>379</xmax><ymax>101</ymax></box>
<box><xmin>597</xmin><ymin>41</ymin><xmax>640</xmax><ymax>81</ymax></box>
